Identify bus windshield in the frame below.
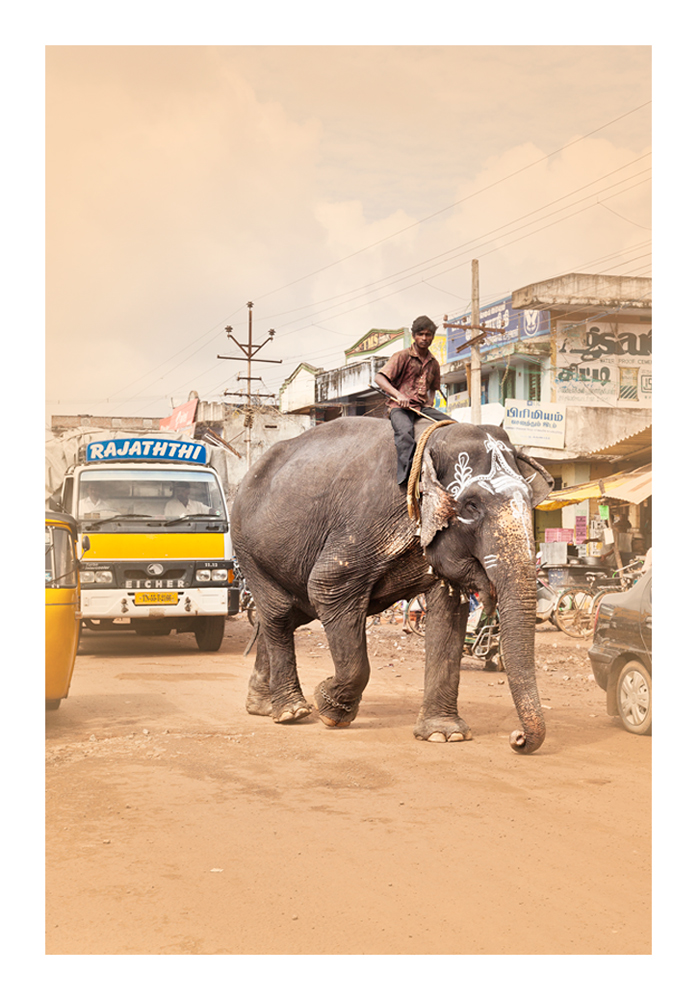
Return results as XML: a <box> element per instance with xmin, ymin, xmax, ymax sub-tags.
<box><xmin>77</xmin><ymin>469</ymin><xmax>225</xmax><ymax>522</ymax></box>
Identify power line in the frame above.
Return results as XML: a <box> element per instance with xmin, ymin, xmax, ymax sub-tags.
<box><xmin>126</xmin><ymin>242</ymin><xmax>651</xmax><ymax>410</ymax></box>
<box><xmin>264</xmin><ymin>176</ymin><xmax>650</xmax><ymax>344</ymax></box>
<box><xmin>101</xmin><ymin>124</ymin><xmax>651</xmax><ymax>409</ymax></box>
<box><xmin>246</xmin><ymin>100</ymin><xmax>651</xmax><ymax>306</ymax></box>
<box><xmin>256</xmin><ymin>155</ymin><xmax>651</xmax><ymax>331</ymax></box>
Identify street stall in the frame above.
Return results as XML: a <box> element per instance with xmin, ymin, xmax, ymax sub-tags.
<box><xmin>536</xmin><ymin>464</ymin><xmax>652</xmax><ymax>583</ymax></box>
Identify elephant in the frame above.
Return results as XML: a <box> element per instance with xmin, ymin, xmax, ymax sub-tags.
<box><xmin>230</xmin><ymin>416</ymin><xmax>554</xmax><ymax>754</ymax></box>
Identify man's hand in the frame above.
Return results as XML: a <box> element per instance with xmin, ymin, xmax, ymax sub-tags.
<box><xmin>374</xmin><ymin>372</ymin><xmax>411</xmax><ymax>408</ymax></box>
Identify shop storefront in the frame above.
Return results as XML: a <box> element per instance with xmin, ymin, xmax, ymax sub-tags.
<box><xmin>536</xmin><ymin>463</ymin><xmax>652</xmax><ymax>575</ymax></box>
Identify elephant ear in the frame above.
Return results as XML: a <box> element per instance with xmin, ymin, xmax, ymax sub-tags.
<box><xmin>514</xmin><ymin>450</ymin><xmax>555</xmax><ymax>507</ymax></box>
<box><xmin>419</xmin><ymin>450</ymin><xmax>457</xmax><ymax>547</ymax></box>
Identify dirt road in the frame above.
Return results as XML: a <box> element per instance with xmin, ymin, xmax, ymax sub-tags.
<box><xmin>46</xmin><ymin>615</ymin><xmax>651</xmax><ymax>955</ymax></box>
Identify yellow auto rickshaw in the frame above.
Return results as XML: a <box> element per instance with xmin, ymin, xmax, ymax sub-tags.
<box><xmin>45</xmin><ymin>511</ymin><xmax>81</xmax><ymax>710</ymax></box>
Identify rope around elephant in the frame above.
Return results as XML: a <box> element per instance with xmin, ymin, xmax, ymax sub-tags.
<box><xmin>406</xmin><ymin>420</ymin><xmax>455</xmax><ymax>523</ymax></box>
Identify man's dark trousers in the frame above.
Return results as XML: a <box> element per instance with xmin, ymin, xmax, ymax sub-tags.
<box><xmin>389</xmin><ymin>405</ymin><xmax>445</xmax><ymax>485</ymax></box>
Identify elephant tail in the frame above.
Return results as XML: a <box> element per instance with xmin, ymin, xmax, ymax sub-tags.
<box><xmin>244</xmin><ymin>620</ymin><xmax>260</xmax><ymax>657</ymax></box>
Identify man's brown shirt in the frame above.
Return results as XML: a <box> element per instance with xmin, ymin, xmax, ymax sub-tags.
<box><xmin>379</xmin><ymin>344</ymin><xmax>441</xmax><ymax>409</ymax></box>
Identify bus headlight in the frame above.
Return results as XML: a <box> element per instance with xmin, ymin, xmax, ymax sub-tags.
<box><xmin>196</xmin><ymin>569</ymin><xmax>211</xmax><ymax>582</ymax></box>
<box><xmin>80</xmin><ymin>570</ymin><xmax>113</xmax><ymax>584</ymax></box>
<box><xmin>211</xmin><ymin>569</ymin><xmax>228</xmax><ymax>582</ymax></box>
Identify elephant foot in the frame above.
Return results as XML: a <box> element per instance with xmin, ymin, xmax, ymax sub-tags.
<box><xmin>413</xmin><ymin>713</ymin><xmax>472</xmax><ymax>743</ymax></box>
<box><xmin>272</xmin><ymin>698</ymin><xmax>313</xmax><ymax>724</ymax></box>
<box><xmin>313</xmin><ymin>679</ymin><xmax>360</xmax><ymax>728</ymax></box>
<box><xmin>246</xmin><ymin>690</ymin><xmax>272</xmax><ymax>716</ymax></box>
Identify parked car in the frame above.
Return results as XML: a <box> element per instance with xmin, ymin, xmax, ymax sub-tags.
<box><xmin>45</xmin><ymin>511</ymin><xmax>81</xmax><ymax>710</ymax></box>
<box><xmin>587</xmin><ymin>568</ymin><xmax>652</xmax><ymax>735</ymax></box>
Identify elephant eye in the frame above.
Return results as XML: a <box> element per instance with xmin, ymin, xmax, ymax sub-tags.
<box><xmin>460</xmin><ymin>499</ymin><xmax>480</xmax><ymax>518</ymax></box>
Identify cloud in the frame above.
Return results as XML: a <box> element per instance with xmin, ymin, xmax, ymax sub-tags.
<box><xmin>45</xmin><ymin>45</ymin><xmax>651</xmax><ymax>417</ymax></box>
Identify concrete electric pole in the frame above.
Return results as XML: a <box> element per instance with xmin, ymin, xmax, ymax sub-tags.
<box><xmin>470</xmin><ymin>259</ymin><xmax>482</xmax><ymax>425</ymax></box>
<box><xmin>217</xmin><ymin>301</ymin><xmax>282</xmax><ymax>468</ymax></box>
<box><xmin>443</xmin><ymin>259</ymin><xmax>505</xmax><ymax>426</ymax></box>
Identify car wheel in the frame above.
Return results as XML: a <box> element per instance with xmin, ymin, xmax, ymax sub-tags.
<box><xmin>616</xmin><ymin>659</ymin><xmax>652</xmax><ymax>736</ymax></box>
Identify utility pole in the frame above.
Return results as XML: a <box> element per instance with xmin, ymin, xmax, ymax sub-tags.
<box><xmin>217</xmin><ymin>301</ymin><xmax>282</xmax><ymax>468</ymax></box>
<box><xmin>471</xmin><ymin>259</ymin><xmax>481</xmax><ymax>424</ymax></box>
<box><xmin>443</xmin><ymin>259</ymin><xmax>504</xmax><ymax>426</ymax></box>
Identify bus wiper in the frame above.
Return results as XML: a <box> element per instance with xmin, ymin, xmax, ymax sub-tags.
<box><xmin>80</xmin><ymin>513</ymin><xmax>163</xmax><ymax>526</ymax></box>
<box><xmin>163</xmin><ymin>513</ymin><xmax>219</xmax><ymax>525</ymax></box>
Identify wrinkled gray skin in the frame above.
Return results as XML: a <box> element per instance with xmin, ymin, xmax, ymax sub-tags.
<box><xmin>231</xmin><ymin>417</ymin><xmax>554</xmax><ymax>754</ymax></box>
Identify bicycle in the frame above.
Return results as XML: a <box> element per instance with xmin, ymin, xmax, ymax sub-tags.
<box><xmin>553</xmin><ymin>557</ymin><xmax>645</xmax><ymax>639</ymax></box>
<box><xmin>588</xmin><ymin>557</ymin><xmax>646</xmax><ymax>620</ymax></box>
<box><xmin>406</xmin><ymin>592</ymin><xmax>503</xmax><ymax>670</ymax></box>
<box><xmin>232</xmin><ymin>557</ymin><xmax>257</xmax><ymax>626</ymax></box>
<box><xmin>367</xmin><ymin>601</ymin><xmax>408</xmax><ymax>628</ymax></box>
<box><xmin>463</xmin><ymin>604</ymin><xmax>503</xmax><ymax>671</ymax></box>
<box><xmin>553</xmin><ymin>587</ymin><xmax>596</xmax><ymax>638</ymax></box>
<box><xmin>405</xmin><ymin>594</ymin><xmax>427</xmax><ymax>636</ymax></box>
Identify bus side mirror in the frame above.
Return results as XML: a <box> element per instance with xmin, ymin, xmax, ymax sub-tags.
<box><xmin>81</xmin><ymin>536</ymin><xmax>91</xmax><ymax>552</ymax></box>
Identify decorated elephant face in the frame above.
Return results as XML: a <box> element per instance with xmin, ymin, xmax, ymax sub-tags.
<box><xmin>418</xmin><ymin>429</ymin><xmax>554</xmax><ymax>556</ymax></box>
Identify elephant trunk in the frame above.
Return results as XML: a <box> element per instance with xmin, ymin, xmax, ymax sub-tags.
<box><xmin>488</xmin><ymin>527</ymin><xmax>545</xmax><ymax>755</ymax></box>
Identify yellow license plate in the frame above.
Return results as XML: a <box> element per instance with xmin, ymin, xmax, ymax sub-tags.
<box><xmin>134</xmin><ymin>592</ymin><xmax>179</xmax><ymax>606</ymax></box>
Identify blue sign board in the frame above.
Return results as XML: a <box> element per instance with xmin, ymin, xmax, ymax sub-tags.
<box><xmin>445</xmin><ymin>296</ymin><xmax>550</xmax><ymax>364</ymax></box>
<box><xmin>85</xmin><ymin>438</ymin><xmax>207</xmax><ymax>464</ymax></box>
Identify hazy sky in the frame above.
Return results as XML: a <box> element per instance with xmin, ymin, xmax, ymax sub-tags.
<box><xmin>45</xmin><ymin>45</ymin><xmax>651</xmax><ymax>420</ymax></box>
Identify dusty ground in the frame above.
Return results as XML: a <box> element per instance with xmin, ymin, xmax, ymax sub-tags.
<box><xmin>45</xmin><ymin>614</ymin><xmax>651</xmax><ymax>956</ymax></box>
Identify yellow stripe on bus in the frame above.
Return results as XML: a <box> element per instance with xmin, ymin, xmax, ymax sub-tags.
<box><xmin>81</xmin><ymin>533</ymin><xmax>225</xmax><ymax>560</ymax></box>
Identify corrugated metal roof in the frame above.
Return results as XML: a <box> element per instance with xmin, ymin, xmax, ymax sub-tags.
<box><xmin>587</xmin><ymin>424</ymin><xmax>652</xmax><ymax>462</ymax></box>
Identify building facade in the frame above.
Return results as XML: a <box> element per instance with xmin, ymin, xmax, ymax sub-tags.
<box><xmin>441</xmin><ymin>272</ymin><xmax>651</xmax><ymax>547</ymax></box>
<box><xmin>278</xmin><ymin>272</ymin><xmax>651</xmax><ymax>554</ymax></box>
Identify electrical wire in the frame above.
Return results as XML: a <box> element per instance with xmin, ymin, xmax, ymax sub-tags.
<box><xmin>102</xmin><ymin>114</ymin><xmax>651</xmax><ymax>409</ymax></box>
<box><xmin>255</xmin><ymin>154</ymin><xmax>651</xmax><ymax>329</ymax></box>
<box><xmin>245</xmin><ymin>100</ymin><xmax>651</xmax><ymax>306</ymax></box>
<box><xmin>107</xmin><ymin>182</ymin><xmax>652</xmax><ymax>411</ymax></box>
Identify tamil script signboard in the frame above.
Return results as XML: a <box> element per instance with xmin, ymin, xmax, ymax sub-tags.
<box><xmin>554</xmin><ymin>322</ymin><xmax>651</xmax><ymax>406</ymax></box>
<box><xmin>503</xmin><ymin>399</ymin><xmax>566</xmax><ymax>449</ymax></box>
<box><xmin>446</xmin><ymin>297</ymin><xmax>550</xmax><ymax>363</ymax></box>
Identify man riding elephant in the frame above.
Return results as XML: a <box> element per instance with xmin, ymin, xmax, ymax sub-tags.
<box><xmin>374</xmin><ymin>315</ymin><xmax>445</xmax><ymax>486</ymax></box>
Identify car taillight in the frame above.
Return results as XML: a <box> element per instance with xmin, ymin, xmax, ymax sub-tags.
<box><xmin>592</xmin><ymin>600</ymin><xmax>602</xmax><ymax>634</ymax></box>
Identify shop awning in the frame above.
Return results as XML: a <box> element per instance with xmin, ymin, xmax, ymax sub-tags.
<box><xmin>537</xmin><ymin>464</ymin><xmax>652</xmax><ymax>510</ymax></box>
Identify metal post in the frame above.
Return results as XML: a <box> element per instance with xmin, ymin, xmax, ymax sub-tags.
<box><xmin>217</xmin><ymin>303</ymin><xmax>282</xmax><ymax>470</ymax></box>
<box><xmin>471</xmin><ymin>259</ymin><xmax>481</xmax><ymax>424</ymax></box>
<box><xmin>245</xmin><ymin>302</ymin><xmax>253</xmax><ymax>467</ymax></box>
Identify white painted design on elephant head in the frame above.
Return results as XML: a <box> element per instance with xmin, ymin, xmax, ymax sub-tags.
<box><xmin>510</xmin><ymin>489</ymin><xmax>533</xmax><ymax>558</ymax></box>
<box><xmin>447</xmin><ymin>434</ymin><xmax>530</xmax><ymax>502</ymax></box>
<box><xmin>483</xmin><ymin>554</ymin><xmax>499</xmax><ymax>570</ymax></box>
